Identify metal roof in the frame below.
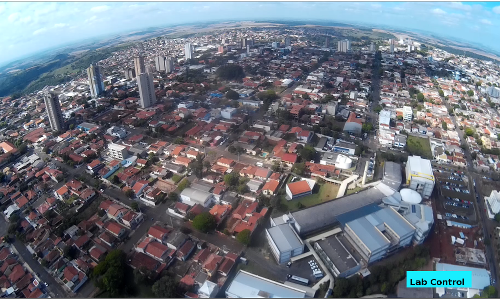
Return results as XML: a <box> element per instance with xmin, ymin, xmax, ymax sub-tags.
<box><xmin>382</xmin><ymin>161</ymin><xmax>402</xmax><ymax>191</ymax></box>
<box><xmin>266</xmin><ymin>224</ymin><xmax>303</xmax><ymax>253</ymax></box>
<box><xmin>436</xmin><ymin>263</ymin><xmax>490</xmax><ymax>290</ymax></box>
<box><xmin>291</xmin><ymin>183</ymin><xmax>394</xmax><ymax>235</ymax></box>
<box><xmin>407</xmin><ymin>156</ymin><xmax>433</xmax><ymax>175</ymax></box>
<box><xmin>226</xmin><ymin>270</ymin><xmax>306</xmax><ymax>298</ymax></box>
<box><xmin>180</xmin><ymin>188</ymin><xmax>212</xmax><ymax>204</ymax></box>
<box><xmin>347</xmin><ymin>217</ymin><xmax>390</xmax><ymax>252</ymax></box>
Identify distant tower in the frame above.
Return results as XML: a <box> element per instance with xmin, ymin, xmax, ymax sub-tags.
<box><xmin>246</xmin><ymin>45</ymin><xmax>250</xmax><ymax>55</ymax></box>
<box><xmin>325</xmin><ymin>36</ymin><xmax>330</xmax><ymax>48</ymax></box>
<box><xmin>134</xmin><ymin>56</ymin><xmax>146</xmax><ymax>78</ymax></box>
<box><xmin>337</xmin><ymin>39</ymin><xmax>350</xmax><ymax>53</ymax></box>
<box><xmin>165</xmin><ymin>57</ymin><xmax>174</xmax><ymax>73</ymax></box>
<box><xmin>370</xmin><ymin>42</ymin><xmax>375</xmax><ymax>52</ymax></box>
<box><xmin>285</xmin><ymin>36</ymin><xmax>291</xmax><ymax>48</ymax></box>
<box><xmin>155</xmin><ymin>56</ymin><xmax>166</xmax><ymax>72</ymax></box>
<box><xmin>185</xmin><ymin>43</ymin><xmax>193</xmax><ymax>60</ymax></box>
<box><xmin>241</xmin><ymin>38</ymin><xmax>247</xmax><ymax>49</ymax></box>
<box><xmin>389</xmin><ymin>39</ymin><xmax>395</xmax><ymax>54</ymax></box>
<box><xmin>124</xmin><ymin>68</ymin><xmax>135</xmax><ymax>80</ymax></box>
<box><xmin>137</xmin><ymin>72</ymin><xmax>156</xmax><ymax>108</ymax></box>
<box><xmin>87</xmin><ymin>63</ymin><xmax>105</xmax><ymax>98</ymax></box>
<box><xmin>43</xmin><ymin>91</ymin><xmax>64</xmax><ymax>132</ymax></box>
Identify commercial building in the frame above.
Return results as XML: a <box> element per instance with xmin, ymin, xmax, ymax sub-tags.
<box><xmin>43</xmin><ymin>91</ymin><xmax>65</xmax><ymax>132</ymax></box>
<box><xmin>87</xmin><ymin>63</ymin><xmax>105</xmax><ymax>98</ymax></box>
<box><xmin>405</xmin><ymin>156</ymin><xmax>435</xmax><ymax>199</ymax></box>
<box><xmin>180</xmin><ymin>188</ymin><xmax>214</xmax><ymax>207</ymax></box>
<box><xmin>314</xmin><ymin>234</ymin><xmax>361</xmax><ymax>278</ymax></box>
<box><xmin>265</xmin><ymin>223</ymin><xmax>304</xmax><ymax>264</ymax></box>
<box><xmin>133</xmin><ymin>56</ymin><xmax>146</xmax><ymax>77</ymax></box>
<box><xmin>185</xmin><ymin>43</ymin><xmax>193</xmax><ymax>60</ymax></box>
<box><xmin>285</xmin><ymin>182</ymin><xmax>396</xmax><ymax>236</ymax></box>
<box><xmin>344</xmin><ymin>207</ymin><xmax>415</xmax><ymax>264</ymax></box>
<box><xmin>333</xmin><ymin>141</ymin><xmax>356</xmax><ymax>156</ymax></box>
<box><xmin>137</xmin><ymin>72</ymin><xmax>156</xmax><ymax>108</ymax></box>
<box><xmin>403</xmin><ymin>106</ymin><xmax>413</xmax><ymax>121</ymax></box>
<box><xmin>343</xmin><ymin>112</ymin><xmax>363</xmax><ymax>135</ymax></box>
<box><xmin>106</xmin><ymin>126</ymin><xmax>128</xmax><ymax>139</ymax></box>
<box><xmin>225</xmin><ymin>270</ymin><xmax>306</xmax><ymax>298</ymax></box>
<box><xmin>221</xmin><ymin>107</ymin><xmax>237</xmax><ymax>119</ymax></box>
<box><xmin>379</xmin><ymin>110</ymin><xmax>391</xmax><ymax>128</ymax></box>
<box><xmin>435</xmin><ymin>263</ymin><xmax>490</xmax><ymax>298</ymax></box>
<box><xmin>485</xmin><ymin>190</ymin><xmax>500</xmax><ymax>219</ymax></box>
<box><xmin>108</xmin><ymin>143</ymin><xmax>129</xmax><ymax>160</ymax></box>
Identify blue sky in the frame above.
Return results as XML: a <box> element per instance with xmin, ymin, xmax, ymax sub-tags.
<box><xmin>1</xmin><ymin>2</ymin><xmax>500</xmax><ymax>66</ymax></box>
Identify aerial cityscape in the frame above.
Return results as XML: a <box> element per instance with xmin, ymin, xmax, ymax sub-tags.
<box><xmin>1</xmin><ymin>1</ymin><xmax>500</xmax><ymax>299</ymax></box>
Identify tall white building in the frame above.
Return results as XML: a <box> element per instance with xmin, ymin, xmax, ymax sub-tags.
<box><xmin>154</xmin><ymin>56</ymin><xmax>166</xmax><ymax>72</ymax></box>
<box><xmin>137</xmin><ymin>72</ymin><xmax>156</xmax><ymax>108</ymax></box>
<box><xmin>43</xmin><ymin>91</ymin><xmax>64</xmax><ymax>132</ymax></box>
<box><xmin>87</xmin><ymin>63</ymin><xmax>105</xmax><ymax>98</ymax></box>
<box><xmin>165</xmin><ymin>57</ymin><xmax>174</xmax><ymax>73</ymax></box>
<box><xmin>389</xmin><ymin>39</ymin><xmax>395</xmax><ymax>54</ymax></box>
<box><xmin>403</xmin><ymin>106</ymin><xmax>413</xmax><ymax>121</ymax></box>
<box><xmin>337</xmin><ymin>39</ymin><xmax>351</xmax><ymax>53</ymax></box>
<box><xmin>184</xmin><ymin>43</ymin><xmax>193</xmax><ymax>60</ymax></box>
<box><xmin>370</xmin><ymin>42</ymin><xmax>375</xmax><ymax>52</ymax></box>
<box><xmin>284</xmin><ymin>36</ymin><xmax>291</xmax><ymax>47</ymax></box>
<box><xmin>405</xmin><ymin>156</ymin><xmax>435</xmax><ymax>199</ymax></box>
<box><xmin>133</xmin><ymin>56</ymin><xmax>146</xmax><ymax>78</ymax></box>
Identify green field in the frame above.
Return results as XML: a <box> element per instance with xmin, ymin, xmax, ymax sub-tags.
<box><xmin>406</xmin><ymin>135</ymin><xmax>432</xmax><ymax>159</ymax></box>
<box><xmin>280</xmin><ymin>182</ymin><xmax>340</xmax><ymax>211</ymax></box>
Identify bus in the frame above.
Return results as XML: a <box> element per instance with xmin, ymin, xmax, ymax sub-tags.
<box><xmin>287</xmin><ymin>274</ymin><xmax>309</xmax><ymax>286</ymax></box>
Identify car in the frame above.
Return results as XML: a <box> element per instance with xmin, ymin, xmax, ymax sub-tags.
<box><xmin>45</xmin><ymin>282</ymin><xmax>49</xmax><ymax>287</ymax></box>
<box><xmin>151</xmin><ymin>218</ymin><xmax>154</xmax><ymax>221</ymax></box>
<box><xmin>287</xmin><ymin>261</ymin><xmax>292</xmax><ymax>268</ymax></box>
<box><xmin>100</xmin><ymin>189</ymin><xmax>104</xmax><ymax>192</ymax></box>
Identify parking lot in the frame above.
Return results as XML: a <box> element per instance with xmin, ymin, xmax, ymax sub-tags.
<box><xmin>286</xmin><ymin>257</ymin><xmax>324</xmax><ymax>287</ymax></box>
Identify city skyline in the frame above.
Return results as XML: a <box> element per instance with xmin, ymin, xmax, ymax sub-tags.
<box><xmin>1</xmin><ymin>1</ymin><xmax>500</xmax><ymax>66</ymax></box>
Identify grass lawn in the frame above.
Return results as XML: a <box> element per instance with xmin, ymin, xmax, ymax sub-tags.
<box><xmin>172</xmin><ymin>174</ymin><xmax>183</xmax><ymax>184</ymax></box>
<box><xmin>280</xmin><ymin>182</ymin><xmax>340</xmax><ymax>211</ymax></box>
<box><xmin>406</xmin><ymin>135</ymin><xmax>432</xmax><ymax>159</ymax></box>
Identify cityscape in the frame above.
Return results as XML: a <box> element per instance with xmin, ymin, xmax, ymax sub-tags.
<box><xmin>1</xmin><ymin>1</ymin><xmax>500</xmax><ymax>299</ymax></box>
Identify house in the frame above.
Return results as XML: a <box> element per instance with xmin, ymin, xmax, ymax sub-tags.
<box><xmin>106</xmin><ymin>203</ymin><xmax>128</xmax><ymax>220</ymax></box>
<box><xmin>79</xmin><ymin>188</ymin><xmax>96</xmax><ymax>202</ymax></box>
<box><xmin>209</xmin><ymin>204</ymin><xmax>232</xmax><ymax>224</ymax></box>
<box><xmin>145</xmin><ymin>240</ymin><xmax>171</xmax><ymax>262</ymax></box>
<box><xmin>202</xmin><ymin>254</ymin><xmax>223</xmax><ymax>278</ymax></box>
<box><xmin>148</xmin><ymin>225</ymin><xmax>171</xmax><ymax>243</ymax></box>
<box><xmin>218</xmin><ymin>253</ymin><xmax>238</xmax><ymax>276</ymax></box>
<box><xmin>262</xmin><ymin>180</ymin><xmax>280</xmax><ymax>196</ymax></box>
<box><xmin>132</xmin><ymin>180</ymin><xmax>149</xmax><ymax>197</ymax></box>
<box><xmin>174</xmin><ymin>156</ymin><xmax>193</xmax><ymax>167</ymax></box>
<box><xmin>343</xmin><ymin>112</ymin><xmax>363</xmax><ymax>134</ymax></box>
<box><xmin>62</xmin><ymin>265</ymin><xmax>88</xmax><ymax>292</ymax></box>
<box><xmin>104</xmin><ymin>221</ymin><xmax>128</xmax><ymax>239</ymax></box>
<box><xmin>54</xmin><ymin>186</ymin><xmax>70</xmax><ymax>201</ymax></box>
<box><xmin>216</xmin><ymin>157</ymin><xmax>234</xmax><ymax>168</ymax></box>
<box><xmin>286</xmin><ymin>180</ymin><xmax>315</xmax><ymax>200</ymax></box>
<box><xmin>177</xmin><ymin>240</ymin><xmax>196</xmax><ymax>261</ymax></box>
<box><xmin>198</xmin><ymin>280</ymin><xmax>219</xmax><ymax>298</ymax></box>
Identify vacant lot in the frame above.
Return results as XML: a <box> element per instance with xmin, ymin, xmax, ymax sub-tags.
<box><xmin>406</xmin><ymin>135</ymin><xmax>432</xmax><ymax>159</ymax></box>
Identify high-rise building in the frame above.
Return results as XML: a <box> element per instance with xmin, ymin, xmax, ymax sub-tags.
<box><xmin>124</xmin><ymin>68</ymin><xmax>136</xmax><ymax>80</ymax></box>
<box><xmin>165</xmin><ymin>57</ymin><xmax>174</xmax><ymax>73</ymax></box>
<box><xmin>185</xmin><ymin>43</ymin><xmax>193</xmax><ymax>60</ymax></box>
<box><xmin>241</xmin><ymin>38</ymin><xmax>247</xmax><ymax>49</ymax></box>
<box><xmin>370</xmin><ymin>42</ymin><xmax>375</xmax><ymax>52</ymax></box>
<box><xmin>389</xmin><ymin>39</ymin><xmax>395</xmax><ymax>54</ymax></box>
<box><xmin>134</xmin><ymin>56</ymin><xmax>146</xmax><ymax>77</ymax></box>
<box><xmin>137</xmin><ymin>72</ymin><xmax>156</xmax><ymax>108</ymax></box>
<box><xmin>43</xmin><ymin>91</ymin><xmax>65</xmax><ymax>132</ymax></box>
<box><xmin>272</xmin><ymin>42</ymin><xmax>279</xmax><ymax>49</ymax></box>
<box><xmin>285</xmin><ymin>36</ymin><xmax>291</xmax><ymax>48</ymax></box>
<box><xmin>246</xmin><ymin>45</ymin><xmax>250</xmax><ymax>55</ymax></box>
<box><xmin>337</xmin><ymin>39</ymin><xmax>351</xmax><ymax>53</ymax></box>
<box><xmin>154</xmin><ymin>56</ymin><xmax>166</xmax><ymax>72</ymax></box>
<box><xmin>87</xmin><ymin>63</ymin><xmax>105</xmax><ymax>99</ymax></box>
<box><xmin>218</xmin><ymin>45</ymin><xmax>224</xmax><ymax>54</ymax></box>
<box><xmin>325</xmin><ymin>36</ymin><xmax>330</xmax><ymax>48</ymax></box>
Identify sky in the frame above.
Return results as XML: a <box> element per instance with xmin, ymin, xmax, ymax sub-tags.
<box><xmin>1</xmin><ymin>1</ymin><xmax>500</xmax><ymax>66</ymax></box>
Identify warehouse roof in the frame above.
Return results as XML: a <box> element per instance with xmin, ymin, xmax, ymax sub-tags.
<box><xmin>266</xmin><ymin>224</ymin><xmax>303</xmax><ymax>253</ymax></box>
<box><xmin>226</xmin><ymin>270</ymin><xmax>306</xmax><ymax>298</ymax></box>
<box><xmin>290</xmin><ymin>183</ymin><xmax>394</xmax><ymax>235</ymax></box>
<box><xmin>382</xmin><ymin>161</ymin><xmax>402</xmax><ymax>191</ymax></box>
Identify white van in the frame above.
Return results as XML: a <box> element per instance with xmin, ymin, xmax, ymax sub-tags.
<box><xmin>256</xmin><ymin>162</ymin><xmax>263</xmax><ymax>167</ymax></box>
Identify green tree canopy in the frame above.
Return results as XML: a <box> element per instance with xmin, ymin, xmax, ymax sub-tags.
<box><xmin>236</xmin><ymin>229</ymin><xmax>252</xmax><ymax>245</ymax></box>
<box><xmin>465</xmin><ymin>128</ymin><xmax>474</xmax><ymax>136</ymax></box>
<box><xmin>224</xmin><ymin>173</ymin><xmax>239</xmax><ymax>187</ymax></box>
<box><xmin>292</xmin><ymin>163</ymin><xmax>306</xmax><ymax>176</ymax></box>
<box><xmin>225</xmin><ymin>89</ymin><xmax>240</xmax><ymax>100</ymax></box>
<box><xmin>192</xmin><ymin>212</ymin><xmax>216</xmax><ymax>233</ymax></box>
<box><xmin>152</xmin><ymin>276</ymin><xmax>180</xmax><ymax>298</ymax></box>
<box><xmin>299</xmin><ymin>145</ymin><xmax>316</xmax><ymax>162</ymax></box>
<box><xmin>216</xmin><ymin>65</ymin><xmax>245</xmax><ymax>80</ymax></box>
<box><xmin>417</xmin><ymin>93</ymin><xmax>425</xmax><ymax>102</ymax></box>
<box><xmin>438</xmin><ymin>89</ymin><xmax>444</xmax><ymax>97</ymax></box>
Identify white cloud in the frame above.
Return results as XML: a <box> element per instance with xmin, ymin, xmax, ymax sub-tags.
<box><xmin>431</xmin><ymin>8</ymin><xmax>447</xmax><ymax>15</ymax></box>
<box><xmin>449</xmin><ymin>2</ymin><xmax>471</xmax><ymax>11</ymax></box>
<box><xmin>393</xmin><ymin>6</ymin><xmax>405</xmax><ymax>11</ymax></box>
<box><xmin>91</xmin><ymin>5</ymin><xmax>110</xmax><ymax>13</ymax></box>
<box><xmin>33</xmin><ymin>28</ymin><xmax>47</xmax><ymax>35</ymax></box>
<box><xmin>85</xmin><ymin>16</ymin><xmax>97</xmax><ymax>23</ymax></box>
<box><xmin>493</xmin><ymin>6</ymin><xmax>500</xmax><ymax>14</ymax></box>
<box><xmin>0</xmin><ymin>5</ymin><xmax>5</xmax><ymax>15</ymax></box>
<box><xmin>7</xmin><ymin>12</ymin><xmax>20</xmax><ymax>22</ymax></box>
<box><xmin>19</xmin><ymin>16</ymin><xmax>32</xmax><ymax>24</ymax></box>
<box><xmin>371</xmin><ymin>4</ymin><xmax>382</xmax><ymax>9</ymax></box>
<box><xmin>480</xmin><ymin>19</ymin><xmax>492</xmax><ymax>25</ymax></box>
<box><xmin>54</xmin><ymin>23</ymin><xmax>67</xmax><ymax>28</ymax></box>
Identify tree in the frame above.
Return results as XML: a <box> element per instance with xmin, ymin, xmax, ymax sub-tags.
<box><xmin>216</xmin><ymin>65</ymin><xmax>244</xmax><ymax>80</ymax></box>
<box><xmin>173</xmin><ymin>137</ymin><xmax>184</xmax><ymax>145</ymax></box>
<box><xmin>125</xmin><ymin>189</ymin><xmax>135</xmax><ymax>198</ymax></box>
<box><xmin>192</xmin><ymin>212</ymin><xmax>216</xmax><ymax>233</ymax></box>
<box><xmin>467</xmin><ymin>90</ymin><xmax>474</xmax><ymax>97</ymax></box>
<box><xmin>131</xmin><ymin>202</ymin><xmax>139</xmax><ymax>211</ymax></box>
<box><xmin>465</xmin><ymin>128</ymin><xmax>474</xmax><ymax>136</ymax></box>
<box><xmin>152</xmin><ymin>276</ymin><xmax>179</xmax><ymax>298</ymax></box>
<box><xmin>236</xmin><ymin>229</ymin><xmax>252</xmax><ymax>245</ymax></box>
<box><xmin>373</xmin><ymin>105</ymin><xmax>383</xmax><ymax>113</ymax></box>
<box><xmin>442</xmin><ymin>121</ymin><xmax>448</xmax><ymax>130</ymax></box>
<box><xmin>225</xmin><ymin>89</ymin><xmax>240</xmax><ymax>100</ymax></box>
<box><xmin>417</xmin><ymin>93</ymin><xmax>425</xmax><ymax>102</ymax></box>
<box><xmin>438</xmin><ymin>89</ymin><xmax>444</xmax><ymax>97</ymax></box>
<box><xmin>177</xmin><ymin>178</ymin><xmax>190</xmax><ymax>191</ymax></box>
<box><xmin>271</xmin><ymin>161</ymin><xmax>281</xmax><ymax>172</ymax></box>
<box><xmin>168</xmin><ymin>192</ymin><xmax>178</xmax><ymax>202</ymax></box>
<box><xmin>299</xmin><ymin>145</ymin><xmax>316</xmax><ymax>162</ymax></box>
<box><xmin>494</xmin><ymin>213</ymin><xmax>500</xmax><ymax>223</ymax></box>
<box><xmin>292</xmin><ymin>163</ymin><xmax>306</xmax><ymax>175</ymax></box>
<box><xmin>224</xmin><ymin>173</ymin><xmax>239</xmax><ymax>187</ymax></box>
<box><xmin>362</xmin><ymin>123</ymin><xmax>373</xmax><ymax>133</ymax></box>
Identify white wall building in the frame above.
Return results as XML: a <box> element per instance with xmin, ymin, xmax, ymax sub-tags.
<box><xmin>405</xmin><ymin>156</ymin><xmax>435</xmax><ymax>199</ymax></box>
<box><xmin>265</xmin><ymin>223</ymin><xmax>304</xmax><ymax>264</ymax></box>
<box><xmin>108</xmin><ymin>143</ymin><xmax>128</xmax><ymax>160</ymax></box>
<box><xmin>403</xmin><ymin>106</ymin><xmax>413</xmax><ymax>122</ymax></box>
<box><xmin>221</xmin><ymin>107</ymin><xmax>237</xmax><ymax>119</ymax></box>
<box><xmin>435</xmin><ymin>263</ymin><xmax>490</xmax><ymax>298</ymax></box>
